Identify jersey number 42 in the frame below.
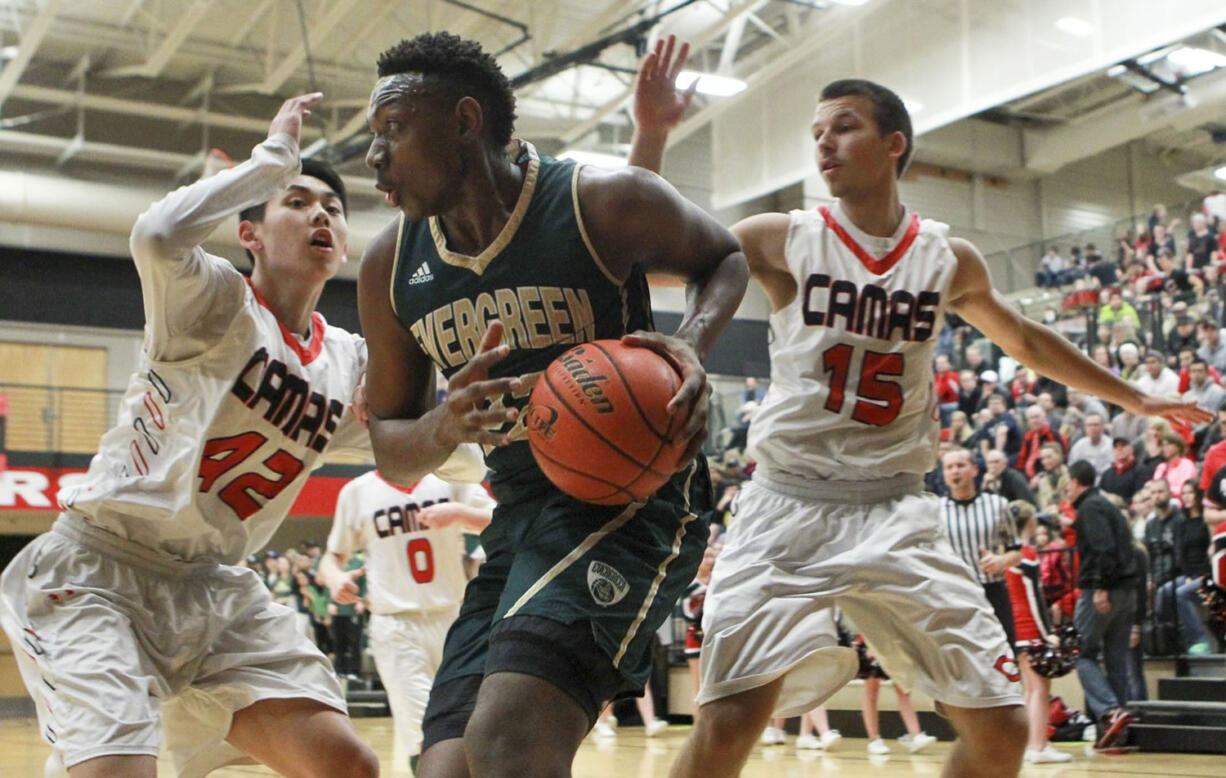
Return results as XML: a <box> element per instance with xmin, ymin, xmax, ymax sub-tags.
<box><xmin>197</xmin><ymin>432</ymin><xmax>304</xmax><ymax>520</ymax></box>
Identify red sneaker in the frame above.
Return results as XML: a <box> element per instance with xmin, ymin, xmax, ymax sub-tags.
<box><xmin>1094</xmin><ymin>709</ymin><xmax>1134</xmax><ymax>750</ymax></box>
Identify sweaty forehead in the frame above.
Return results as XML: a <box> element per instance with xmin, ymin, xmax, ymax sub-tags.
<box><xmin>368</xmin><ymin>73</ymin><xmax>432</xmax><ymax>117</ymax></box>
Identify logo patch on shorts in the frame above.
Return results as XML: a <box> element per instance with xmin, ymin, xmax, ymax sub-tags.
<box><xmin>587</xmin><ymin>561</ymin><xmax>629</xmax><ymax>607</ymax></box>
<box><xmin>994</xmin><ymin>654</ymin><xmax>1021</xmax><ymax>683</ymax></box>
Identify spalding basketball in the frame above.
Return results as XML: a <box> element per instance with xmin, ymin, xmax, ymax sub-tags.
<box><xmin>526</xmin><ymin>340</ymin><xmax>688</xmax><ymax>505</ymax></box>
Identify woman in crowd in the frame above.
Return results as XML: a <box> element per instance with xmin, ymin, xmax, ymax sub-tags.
<box><xmin>1006</xmin><ymin>502</ymin><xmax>1072</xmax><ymax>764</ymax></box>
<box><xmin>1092</xmin><ymin>344</ymin><xmax>1119</xmax><ymax>376</ymax></box>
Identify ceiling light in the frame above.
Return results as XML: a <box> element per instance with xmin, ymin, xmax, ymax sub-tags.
<box><xmin>1167</xmin><ymin>46</ymin><xmax>1226</xmax><ymax>78</ymax></box>
<box><xmin>0</xmin><ymin>45</ymin><xmax>18</xmax><ymax>60</ymax></box>
<box><xmin>1137</xmin><ymin>45</ymin><xmax>1178</xmax><ymax>66</ymax></box>
<box><xmin>825</xmin><ymin>0</ymin><xmax>871</xmax><ymax>5</ymax></box>
<box><xmin>1054</xmin><ymin>17</ymin><xmax>1094</xmax><ymax>38</ymax></box>
<box><xmin>558</xmin><ymin>150</ymin><xmax>627</xmax><ymax>168</ymax></box>
<box><xmin>1215</xmin><ymin>165</ymin><xmax>1226</xmax><ymax>182</ymax></box>
<box><xmin>1105</xmin><ymin>64</ymin><xmax>1126</xmax><ymax>77</ymax></box>
<box><xmin>675</xmin><ymin>70</ymin><xmax>747</xmax><ymax>97</ymax></box>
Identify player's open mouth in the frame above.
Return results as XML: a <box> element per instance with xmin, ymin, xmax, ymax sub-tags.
<box><xmin>309</xmin><ymin>230</ymin><xmax>334</xmax><ymax>249</ymax></box>
<box><xmin>375</xmin><ymin>182</ymin><xmax>399</xmax><ymax>208</ymax></box>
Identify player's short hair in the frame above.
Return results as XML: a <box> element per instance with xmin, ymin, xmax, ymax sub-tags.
<box><xmin>377</xmin><ymin>31</ymin><xmax>516</xmax><ymax>148</ymax></box>
<box><xmin>1039</xmin><ymin>441</ymin><xmax>1063</xmax><ymax>457</ymax></box>
<box><xmin>819</xmin><ymin>79</ymin><xmax>914</xmax><ymax>176</ymax></box>
<box><xmin>1069</xmin><ymin>460</ymin><xmax>1096</xmax><ymax>487</ymax></box>
<box><xmin>238</xmin><ymin>158</ymin><xmax>347</xmax><ymax>225</ymax></box>
<box><xmin>1190</xmin><ymin>357</ymin><xmax>1209</xmax><ymax>369</ymax></box>
<box><xmin>237</xmin><ymin>158</ymin><xmax>346</xmax><ymax>262</ymax></box>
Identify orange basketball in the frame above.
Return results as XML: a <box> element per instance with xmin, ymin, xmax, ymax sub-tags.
<box><xmin>525</xmin><ymin>340</ymin><xmax>688</xmax><ymax>505</ymax></box>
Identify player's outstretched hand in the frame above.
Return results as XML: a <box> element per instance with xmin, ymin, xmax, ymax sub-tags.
<box><xmin>439</xmin><ymin>321</ymin><xmax>523</xmax><ymax>448</ymax></box>
<box><xmin>622</xmin><ymin>330</ymin><xmax>711</xmax><ymax>467</ymax></box>
<box><xmin>1131</xmin><ymin>395</ymin><xmax>1213</xmax><ymax>426</ymax></box>
<box><xmin>634</xmin><ymin>35</ymin><xmax>697</xmax><ymax>132</ymax></box>
<box><xmin>330</xmin><ymin>565</ymin><xmax>365</xmax><ymax>605</ymax></box>
<box><xmin>419</xmin><ymin>503</ymin><xmax>467</xmax><ymax>529</ymax></box>
<box><xmin>269</xmin><ymin>92</ymin><xmax>323</xmax><ymax>144</ymax></box>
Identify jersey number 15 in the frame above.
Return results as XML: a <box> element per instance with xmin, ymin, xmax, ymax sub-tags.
<box><xmin>822</xmin><ymin>344</ymin><xmax>904</xmax><ymax>427</ymax></box>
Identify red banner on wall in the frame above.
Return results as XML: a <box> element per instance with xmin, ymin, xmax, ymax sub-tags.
<box><xmin>0</xmin><ymin>466</ymin><xmax>354</xmax><ymax>517</ymax></box>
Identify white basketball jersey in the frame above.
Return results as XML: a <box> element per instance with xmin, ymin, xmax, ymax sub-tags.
<box><xmin>748</xmin><ymin>203</ymin><xmax>957</xmax><ymax>481</ymax></box>
<box><xmin>55</xmin><ymin>133</ymin><xmax>371</xmax><ymax>564</ymax></box>
<box><xmin>326</xmin><ymin>471</ymin><xmax>495</xmax><ymax>614</ymax></box>
<box><xmin>60</xmin><ymin>277</ymin><xmax>369</xmax><ymax>563</ymax></box>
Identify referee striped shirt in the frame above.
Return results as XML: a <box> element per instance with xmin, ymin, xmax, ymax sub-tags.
<box><xmin>939</xmin><ymin>492</ymin><xmax>1020</xmax><ymax>585</ymax></box>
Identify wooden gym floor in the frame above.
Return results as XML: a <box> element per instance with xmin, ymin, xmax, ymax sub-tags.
<box><xmin>1</xmin><ymin>715</ymin><xmax>1221</xmax><ymax>777</ymax></box>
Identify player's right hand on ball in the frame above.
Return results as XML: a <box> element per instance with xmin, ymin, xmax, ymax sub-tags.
<box><xmin>329</xmin><ymin>565</ymin><xmax>365</xmax><ymax>605</ymax></box>
<box><xmin>437</xmin><ymin>320</ymin><xmax>524</xmax><ymax>448</ymax></box>
<box><xmin>269</xmin><ymin>92</ymin><xmax>323</xmax><ymax>143</ymax></box>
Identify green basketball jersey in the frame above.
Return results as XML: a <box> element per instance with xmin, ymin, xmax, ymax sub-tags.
<box><xmin>390</xmin><ymin>142</ymin><xmax>654</xmax><ymax>499</ymax></box>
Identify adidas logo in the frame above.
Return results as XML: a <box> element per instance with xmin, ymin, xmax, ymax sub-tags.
<box><xmin>408</xmin><ymin>261</ymin><xmax>433</xmax><ymax>285</ymax></box>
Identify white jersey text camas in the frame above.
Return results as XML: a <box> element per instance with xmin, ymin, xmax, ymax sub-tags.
<box><xmin>748</xmin><ymin>202</ymin><xmax>957</xmax><ymax>480</ymax></box>
<box><xmin>57</xmin><ymin>134</ymin><xmax>374</xmax><ymax>564</ymax></box>
<box><xmin>326</xmin><ymin>471</ymin><xmax>495</xmax><ymax>615</ymax></box>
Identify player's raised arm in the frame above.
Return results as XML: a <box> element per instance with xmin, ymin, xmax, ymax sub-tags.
<box><xmin>578</xmin><ymin>166</ymin><xmax>749</xmax><ymax>463</ymax></box>
<box><xmin>130</xmin><ymin>94</ymin><xmax>322</xmax><ymax>359</ymax></box>
<box><xmin>358</xmin><ymin>223</ymin><xmax>521</xmax><ymax>486</ymax></box>
<box><xmin>947</xmin><ymin>237</ymin><xmax>1212</xmax><ymax>426</ymax></box>
<box><xmin>131</xmin><ymin>94</ymin><xmax>318</xmax><ymax>268</ymax></box>
<box><xmin>628</xmin><ymin>34</ymin><xmax>696</xmax><ymax>174</ymax></box>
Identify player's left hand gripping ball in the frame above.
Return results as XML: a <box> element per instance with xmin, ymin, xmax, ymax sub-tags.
<box><xmin>622</xmin><ymin>330</ymin><xmax>709</xmax><ymax>464</ymax></box>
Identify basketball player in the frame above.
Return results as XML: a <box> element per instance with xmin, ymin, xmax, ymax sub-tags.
<box><xmin>0</xmin><ymin>94</ymin><xmax>482</xmax><ymax>778</ymax></box>
<box><xmin>321</xmin><ymin>470</ymin><xmax>495</xmax><ymax>773</ymax></box>
<box><xmin>629</xmin><ymin>79</ymin><xmax>1210</xmax><ymax>777</ymax></box>
<box><xmin>359</xmin><ymin>32</ymin><xmax>747</xmax><ymax>778</ymax></box>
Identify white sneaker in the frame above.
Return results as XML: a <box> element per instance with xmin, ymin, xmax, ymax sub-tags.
<box><xmin>644</xmin><ymin>719</ymin><xmax>669</xmax><ymax>738</ymax></box>
<box><xmin>867</xmin><ymin>737</ymin><xmax>891</xmax><ymax>755</ymax></box>
<box><xmin>819</xmin><ymin>729</ymin><xmax>843</xmax><ymax>751</ymax></box>
<box><xmin>795</xmin><ymin>734</ymin><xmax>822</xmax><ymax>750</ymax></box>
<box><xmin>1025</xmin><ymin>745</ymin><xmax>1072</xmax><ymax>763</ymax></box>
<box><xmin>760</xmin><ymin>726</ymin><xmax>786</xmax><ymax>745</ymax></box>
<box><xmin>899</xmin><ymin>732</ymin><xmax>936</xmax><ymax>753</ymax></box>
<box><xmin>592</xmin><ymin>720</ymin><xmax>617</xmax><ymax>738</ymax></box>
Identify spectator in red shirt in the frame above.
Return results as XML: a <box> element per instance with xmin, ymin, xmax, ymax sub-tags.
<box><xmin>1018</xmin><ymin>405</ymin><xmax>1068</xmax><ymax>480</ymax></box>
<box><xmin>934</xmin><ymin>353</ymin><xmax>960</xmax><ymax>426</ymax></box>
<box><xmin>1176</xmin><ymin>346</ymin><xmax>1222</xmax><ymax>393</ymax></box>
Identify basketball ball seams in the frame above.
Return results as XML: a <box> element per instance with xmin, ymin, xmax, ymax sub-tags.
<box><xmin>526</xmin><ymin>339</ymin><xmax>688</xmax><ymax>504</ymax></box>
<box><xmin>530</xmin><ymin>444</ymin><xmax>636</xmax><ymax>504</ymax></box>
<box><xmin>539</xmin><ymin>365</ymin><xmax>674</xmax><ymax>481</ymax></box>
<box><xmin>587</xmin><ymin>341</ymin><xmax>672</xmax><ymax>442</ymax></box>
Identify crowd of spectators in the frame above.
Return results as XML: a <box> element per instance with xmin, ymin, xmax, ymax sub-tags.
<box><xmin>938</xmin><ymin>200</ymin><xmax>1226</xmax><ymax>666</ymax></box>
<box><xmin>243</xmin><ymin>541</ymin><xmax>370</xmax><ymax>681</ymax></box>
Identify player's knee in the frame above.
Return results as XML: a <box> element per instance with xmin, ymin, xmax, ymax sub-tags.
<box><xmin>313</xmin><ymin>738</ymin><xmax>380</xmax><ymax>778</ymax></box>
<box><xmin>694</xmin><ymin>700</ymin><xmax>766</xmax><ymax>753</ymax></box>
<box><xmin>464</xmin><ymin>713</ymin><xmax>569</xmax><ymax>778</ymax></box>
<box><xmin>970</xmin><ymin>706</ymin><xmax>1028</xmax><ymax>763</ymax></box>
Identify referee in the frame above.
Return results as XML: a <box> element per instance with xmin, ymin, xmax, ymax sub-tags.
<box><xmin>939</xmin><ymin>448</ymin><xmax>1024</xmax><ymax>645</ymax></box>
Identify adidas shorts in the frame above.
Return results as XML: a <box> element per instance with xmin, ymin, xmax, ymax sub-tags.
<box><xmin>0</xmin><ymin>517</ymin><xmax>345</xmax><ymax>775</ymax></box>
<box><xmin>698</xmin><ymin>472</ymin><xmax>1024</xmax><ymax>717</ymax></box>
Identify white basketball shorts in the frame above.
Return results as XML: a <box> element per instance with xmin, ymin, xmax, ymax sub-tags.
<box><xmin>698</xmin><ymin>471</ymin><xmax>1023</xmax><ymax>717</ymax></box>
<box><xmin>368</xmin><ymin>605</ymin><xmax>459</xmax><ymax>756</ymax></box>
<box><xmin>0</xmin><ymin>517</ymin><xmax>345</xmax><ymax>775</ymax></box>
